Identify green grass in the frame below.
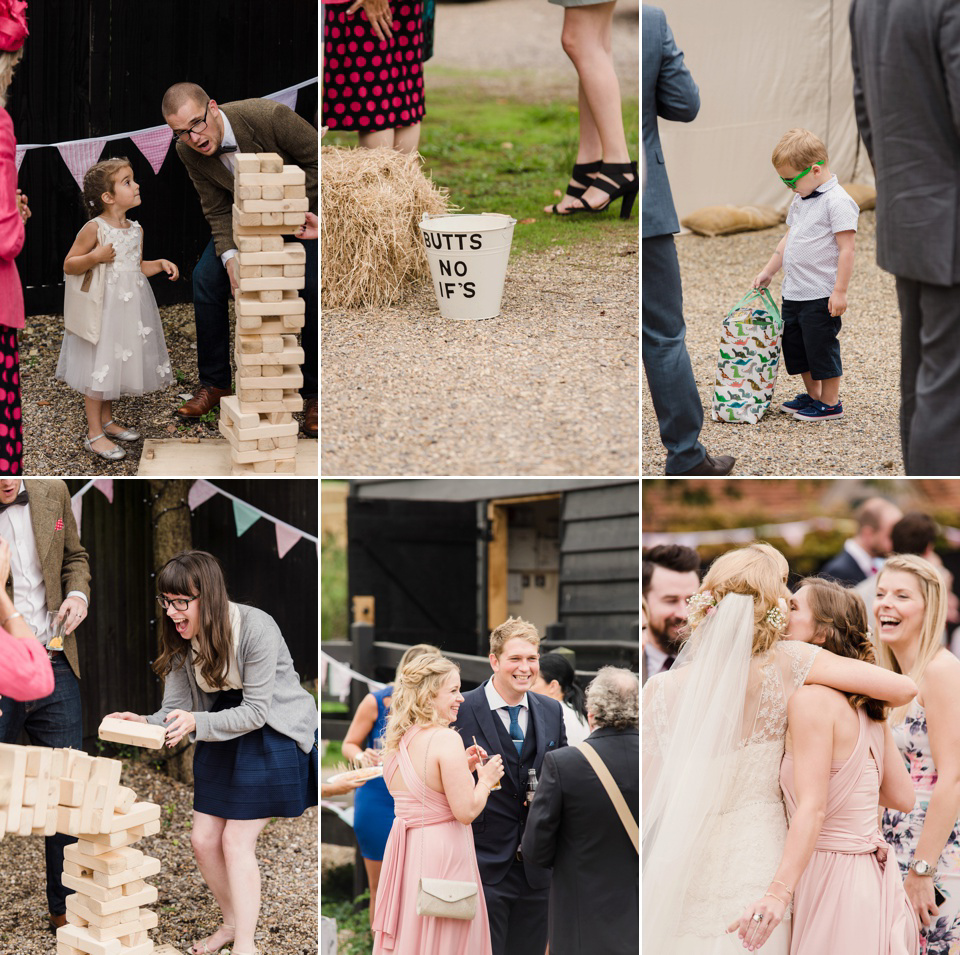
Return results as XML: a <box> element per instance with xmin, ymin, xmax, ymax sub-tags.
<box><xmin>322</xmin><ymin>532</ymin><xmax>349</xmax><ymax>641</ymax></box>
<box><xmin>324</xmin><ymin>76</ymin><xmax>639</xmax><ymax>256</ymax></box>
<box><xmin>322</xmin><ymin>895</ymin><xmax>373</xmax><ymax>955</ymax></box>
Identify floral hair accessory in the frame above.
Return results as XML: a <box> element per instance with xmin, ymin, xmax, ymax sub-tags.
<box><xmin>686</xmin><ymin>590</ymin><xmax>718</xmax><ymax>628</ymax></box>
<box><xmin>0</xmin><ymin>1</ymin><xmax>28</xmax><ymax>54</ymax></box>
<box><xmin>766</xmin><ymin>606</ymin><xmax>787</xmax><ymax>630</ymax></box>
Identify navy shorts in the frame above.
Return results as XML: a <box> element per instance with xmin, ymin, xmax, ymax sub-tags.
<box><xmin>781</xmin><ymin>297</ymin><xmax>843</xmax><ymax>380</ymax></box>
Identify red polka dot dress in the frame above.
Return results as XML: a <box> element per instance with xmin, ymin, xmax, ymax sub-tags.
<box><xmin>322</xmin><ymin>0</ymin><xmax>425</xmax><ymax>132</ymax></box>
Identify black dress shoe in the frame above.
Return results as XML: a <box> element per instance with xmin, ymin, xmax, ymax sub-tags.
<box><xmin>668</xmin><ymin>452</ymin><xmax>736</xmax><ymax>476</ymax></box>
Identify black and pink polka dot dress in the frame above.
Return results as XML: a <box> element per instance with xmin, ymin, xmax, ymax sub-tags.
<box><xmin>322</xmin><ymin>0</ymin><xmax>425</xmax><ymax>133</ymax></box>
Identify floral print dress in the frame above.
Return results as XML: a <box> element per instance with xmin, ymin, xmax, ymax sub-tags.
<box><xmin>883</xmin><ymin>703</ymin><xmax>960</xmax><ymax>955</ymax></box>
<box><xmin>56</xmin><ymin>218</ymin><xmax>172</xmax><ymax>400</ymax></box>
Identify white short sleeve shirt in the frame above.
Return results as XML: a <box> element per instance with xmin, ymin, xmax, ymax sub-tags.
<box><xmin>781</xmin><ymin>176</ymin><xmax>860</xmax><ymax>301</ymax></box>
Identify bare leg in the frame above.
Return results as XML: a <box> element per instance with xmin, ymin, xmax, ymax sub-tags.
<box><xmin>560</xmin><ymin>2</ymin><xmax>633</xmax><ymax>209</ymax></box>
<box><xmin>83</xmin><ymin>394</ymin><xmax>118</xmax><ymax>454</ymax></box>
<box><xmin>221</xmin><ymin>817</ymin><xmax>270</xmax><ymax>953</ymax></box>
<box><xmin>547</xmin><ymin>81</ymin><xmax>603</xmax><ymax>214</ymax></box>
<box><xmin>818</xmin><ymin>375</ymin><xmax>841</xmax><ymax>406</ymax></box>
<box><xmin>393</xmin><ymin>123</ymin><xmax>421</xmax><ymax>154</ymax></box>
<box><xmin>189</xmin><ymin>812</ymin><xmax>236</xmax><ymax>953</ymax></box>
<box><xmin>364</xmin><ymin>857</ymin><xmax>384</xmax><ymax>928</ymax></box>
<box><xmin>358</xmin><ymin>129</ymin><xmax>397</xmax><ymax>149</ymax></box>
<box><xmin>800</xmin><ymin>371</ymin><xmax>822</xmax><ymax>401</ymax></box>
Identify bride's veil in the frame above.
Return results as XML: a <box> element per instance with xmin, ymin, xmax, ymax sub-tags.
<box><xmin>642</xmin><ymin>591</ymin><xmax>756</xmax><ymax>948</ymax></box>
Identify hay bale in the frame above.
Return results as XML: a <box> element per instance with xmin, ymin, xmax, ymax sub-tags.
<box><xmin>321</xmin><ymin>146</ymin><xmax>451</xmax><ymax>308</ymax></box>
<box><xmin>682</xmin><ymin>204</ymin><xmax>784</xmax><ymax>237</ymax></box>
<box><xmin>841</xmin><ymin>182</ymin><xmax>877</xmax><ymax>211</ymax></box>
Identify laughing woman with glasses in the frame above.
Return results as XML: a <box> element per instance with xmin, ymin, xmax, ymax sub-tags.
<box><xmin>106</xmin><ymin>550</ymin><xmax>319</xmax><ymax>955</ymax></box>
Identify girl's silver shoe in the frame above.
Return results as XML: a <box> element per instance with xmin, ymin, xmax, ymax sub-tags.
<box><xmin>83</xmin><ymin>433</ymin><xmax>125</xmax><ymax>461</ymax></box>
<box><xmin>102</xmin><ymin>418</ymin><xmax>140</xmax><ymax>442</ymax></box>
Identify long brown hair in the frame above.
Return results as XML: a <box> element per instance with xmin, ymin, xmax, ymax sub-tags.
<box><xmin>153</xmin><ymin>551</ymin><xmax>233</xmax><ymax>690</ymax></box>
<box><xmin>796</xmin><ymin>577</ymin><xmax>885</xmax><ymax>721</ymax></box>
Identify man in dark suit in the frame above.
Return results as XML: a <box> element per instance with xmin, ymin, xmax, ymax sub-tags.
<box><xmin>522</xmin><ymin>667</ymin><xmax>639</xmax><ymax>955</ymax></box>
<box><xmin>819</xmin><ymin>496</ymin><xmax>902</xmax><ymax>586</ymax></box>
<box><xmin>850</xmin><ymin>1</ymin><xmax>960</xmax><ymax>474</ymax></box>
<box><xmin>0</xmin><ymin>478</ymin><xmax>91</xmax><ymax>931</ymax></box>
<box><xmin>641</xmin><ymin>543</ymin><xmax>700</xmax><ymax>685</ymax></box>
<box><xmin>452</xmin><ymin>617</ymin><xmax>567</xmax><ymax>955</ymax></box>
<box><xmin>642</xmin><ymin>5</ymin><xmax>734</xmax><ymax>477</ymax></box>
<box><xmin>161</xmin><ymin>83</ymin><xmax>318</xmax><ymax>436</ymax></box>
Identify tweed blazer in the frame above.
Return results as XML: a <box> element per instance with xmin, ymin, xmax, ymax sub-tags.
<box><xmin>642</xmin><ymin>5</ymin><xmax>700</xmax><ymax>239</ymax></box>
<box><xmin>4</xmin><ymin>480</ymin><xmax>91</xmax><ymax>679</ymax></box>
<box><xmin>175</xmin><ymin>98</ymin><xmax>318</xmax><ymax>258</ymax></box>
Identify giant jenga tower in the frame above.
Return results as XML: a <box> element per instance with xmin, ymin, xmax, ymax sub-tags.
<box><xmin>0</xmin><ymin>729</ymin><xmax>166</xmax><ymax>955</ymax></box>
<box><xmin>219</xmin><ymin>152</ymin><xmax>308</xmax><ymax>474</ymax></box>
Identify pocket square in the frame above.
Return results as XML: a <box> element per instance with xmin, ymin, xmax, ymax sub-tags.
<box><xmin>55</xmin><ymin>519</ymin><xmax>63</xmax><ymax>531</ymax></box>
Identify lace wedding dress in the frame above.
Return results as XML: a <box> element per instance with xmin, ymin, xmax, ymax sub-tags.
<box><xmin>644</xmin><ymin>636</ymin><xmax>821</xmax><ymax>954</ymax></box>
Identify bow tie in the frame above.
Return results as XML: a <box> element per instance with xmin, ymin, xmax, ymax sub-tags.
<box><xmin>0</xmin><ymin>488</ymin><xmax>28</xmax><ymax>511</ymax></box>
<box><xmin>800</xmin><ymin>190</ymin><xmax>823</xmax><ymax>201</ymax></box>
<box><xmin>215</xmin><ymin>143</ymin><xmax>237</xmax><ymax>156</ymax></box>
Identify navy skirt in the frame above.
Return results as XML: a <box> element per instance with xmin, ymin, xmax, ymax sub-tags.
<box><xmin>193</xmin><ymin>689</ymin><xmax>318</xmax><ymax>820</ymax></box>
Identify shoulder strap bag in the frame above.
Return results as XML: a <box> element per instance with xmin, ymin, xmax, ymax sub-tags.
<box><xmin>415</xmin><ymin>729</ymin><xmax>479</xmax><ymax>920</ymax></box>
<box><xmin>63</xmin><ymin>218</ymin><xmax>107</xmax><ymax>345</ymax></box>
<box><xmin>575</xmin><ymin>741</ymin><xmax>639</xmax><ymax>854</ymax></box>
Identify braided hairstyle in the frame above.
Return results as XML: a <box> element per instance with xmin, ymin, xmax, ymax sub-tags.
<box><xmin>796</xmin><ymin>576</ymin><xmax>885</xmax><ymax>721</ymax></box>
<box><xmin>81</xmin><ymin>158</ymin><xmax>132</xmax><ymax>219</ymax></box>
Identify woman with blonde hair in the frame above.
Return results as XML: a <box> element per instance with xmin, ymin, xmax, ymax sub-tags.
<box><xmin>342</xmin><ymin>643</ymin><xmax>440</xmax><ymax>927</ymax></box>
<box><xmin>731</xmin><ymin>577</ymin><xmax>918</xmax><ymax>953</ymax></box>
<box><xmin>643</xmin><ymin>542</ymin><xmax>917</xmax><ymax>954</ymax></box>
<box><xmin>875</xmin><ymin>554</ymin><xmax>960</xmax><ymax>955</ymax></box>
<box><xmin>372</xmin><ymin>653</ymin><xmax>503</xmax><ymax>955</ymax></box>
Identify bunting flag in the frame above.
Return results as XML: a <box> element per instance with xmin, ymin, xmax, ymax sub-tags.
<box><xmin>71</xmin><ymin>494</ymin><xmax>83</xmax><ymax>538</ymax></box>
<box><xmin>57</xmin><ymin>139</ymin><xmax>107</xmax><ymax>189</ymax></box>
<box><xmin>232</xmin><ymin>499</ymin><xmax>261</xmax><ymax>537</ymax></box>
<box><xmin>93</xmin><ymin>478</ymin><xmax>114</xmax><ymax>503</ymax></box>
<box><xmin>17</xmin><ymin>78</ymin><xmax>317</xmax><ymax>190</ymax></box>
<box><xmin>320</xmin><ymin>650</ymin><xmax>386</xmax><ymax>701</ymax></box>
<box><xmin>129</xmin><ymin>127</ymin><xmax>173</xmax><ymax>175</ymax></box>
<box><xmin>276</xmin><ymin>522</ymin><xmax>302</xmax><ymax>559</ymax></box>
<box><xmin>188</xmin><ymin>479</ymin><xmax>220</xmax><ymax>512</ymax></box>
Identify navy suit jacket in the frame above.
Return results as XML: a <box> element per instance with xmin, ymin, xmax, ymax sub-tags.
<box><xmin>819</xmin><ymin>548</ymin><xmax>867</xmax><ymax>587</ymax></box>
<box><xmin>452</xmin><ymin>680</ymin><xmax>567</xmax><ymax>889</ymax></box>
<box><xmin>642</xmin><ymin>5</ymin><xmax>700</xmax><ymax>239</ymax></box>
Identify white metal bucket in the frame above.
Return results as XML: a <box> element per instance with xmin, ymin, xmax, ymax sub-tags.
<box><xmin>418</xmin><ymin>213</ymin><xmax>516</xmax><ymax>320</ymax></box>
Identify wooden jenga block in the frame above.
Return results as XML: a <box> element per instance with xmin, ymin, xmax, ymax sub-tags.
<box><xmin>106</xmin><ymin>802</ymin><xmax>161</xmax><ymax>833</ymax></box>
<box><xmin>235</xmin><ymin>236</ymin><xmax>261</xmax><ymax>252</ymax></box>
<box><xmin>78</xmin><ymin>827</ymin><xmax>141</xmax><ymax>850</ymax></box>
<box><xmin>236</xmin><ymin>168</ymin><xmax>305</xmax><ymax>187</ymax></box>
<box><xmin>33</xmin><ymin>806</ymin><xmax>58</xmax><ymax>836</ymax></box>
<box><xmin>239</xmin><ymin>197</ymin><xmax>309</xmax><ymax>214</ymax></box>
<box><xmin>258</xmin><ymin>152</ymin><xmax>283</xmax><ymax>172</ymax></box>
<box><xmin>228</xmin><ymin>395</ymin><xmax>303</xmax><ymax>414</ymax></box>
<box><xmin>284</xmin><ymin>211</ymin><xmax>307</xmax><ymax>225</ymax></box>
<box><xmin>261</xmin><ymin>234</ymin><xmax>285</xmax><ymax>251</ymax></box>
<box><xmin>235</xmin><ymin>244</ymin><xmax>305</xmax><ymax>266</ymax></box>
<box><xmin>98</xmin><ymin>719</ymin><xmax>166</xmax><ymax>751</ymax></box>
<box><xmin>231</xmin><ymin>216</ymin><xmax>294</xmax><ymax>237</ymax></box>
<box><xmin>238</xmin><ymin>264</ymin><xmax>261</xmax><ymax>279</ymax></box>
<box><xmin>56</xmin><ymin>943</ymin><xmax>84</xmax><ymax>955</ymax></box>
<box><xmin>88</xmin><ymin>909</ymin><xmax>157</xmax><ymax>942</ymax></box>
<box><xmin>277</xmin><ymin>434</ymin><xmax>298</xmax><ymax>449</ymax></box>
<box><xmin>233</xmin><ymin>153</ymin><xmax>261</xmax><ymax>174</ymax></box>
<box><xmin>80</xmin><ymin>758</ymin><xmax>122</xmax><ymax>834</ymax></box>
<box><xmin>67</xmin><ymin>894</ymin><xmax>125</xmax><ymax>929</ymax></box>
<box><xmin>0</xmin><ymin>741</ymin><xmax>27</xmax><ymax>829</ymax></box>
<box><xmin>261</xmin><ymin>264</ymin><xmax>283</xmax><ymax>278</ymax></box>
<box><xmin>62</xmin><ymin>871</ymin><xmax>123</xmax><ymax>903</ymax></box>
<box><xmin>234</xmin><ymin>341</ymin><xmax>303</xmax><ymax>366</ymax></box>
<box><xmin>60</xmin><ymin>776</ymin><xmax>85</xmax><ymax>807</ymax></box>
<box><xmin>93</xmin><ymin>855</ymin><xmax>160</xmax><ymax>890</ymax></box>
<box><xmin>25</xmin><ymin>745</ymin><xmax>48</xmax><ymax>776</ymax></box>
<box><xmin>116</xmin><ymin>940</ymin><xmax>154</xmax><ymax>955</ymax></box>
<box><xmin>58</xmin><ymin>805</ymin><xmax>82</xmax><ymax>834</ymax></box>
<box><xmin>284</xmin><ymin>184</ymin><xmax>307</xmax><ymax>199</ymax></box>
<box><xmin>114</xmin><ymin>787</ymin><xmax>137</xmax><ymax>814</ymax></box>
<box><xmin>238</xmin><ymin>276</ymin><xmax>304</xmax><ymax>293</ymax></box>
<box><xmin>83</xmin><ymin>884</ymin><xmax>157</xmax><ymax>919</ymax></box>
<box><xmin>235</xmin><ymin>366</ymin><xmax>303</xmax><ymax>390</ymax></box>
<box><xmin>262</xmin><ymin>184</ymin><xmax>284</xmax><ymax>200</ymax></box>
<box><xmin>50</xmin><ymin>749</ymin><xmax>66</xmax><ymax>779</ymax></box>
<box><xmin>64</xmin><ymin>860</ymin><xmax>91</xmax><ymax>880</ymax></box>
<box><xmin>56</xmin><ymin>923</ymin><xmax>123</xmax><ymax>955</ymax></box>
<box><xmin>283</xmin><ymin>263</ymin><xmax>306</xmax><ymax>277</ymax></box>
<box><xmin>22</xmin><ymin>775</ymin><xmax>38</xmax><ymax>806</ymax></box>
<box><xmin>235</xmin><ymin>183</ymin><xmax>261</xmax><ymax>201</ymax></box>
<box><xmin>66</xmin><ymin>842</ymin><xmax>143</xmax><ymax>876</ymax></box>
<box><xmin>66</xmin><ymin>909</ymin><xmax>88</xmax><ymax>928</ymax></box>
<box><xmin>17</xmin><ymin>805</ymin><xmax>33</xmax><ymax>835</ymax></box>
<box><xmin>257</xmin><ymin>289</ymin><xmax>284</xmax><ymax>303</ymax></box>
<box><xmin>131</xmin><ymin>819</ymin><xmax>161</xmax><ymax>838</ymax></box>
<box><xmin>232</xmin><ymin>205</ymin><xmax>261</xmax><ymax>228</ymax></box>
<box><xmin>65</xmin><ymin>749</ymin><xmax>96</xmax><ymax>783</ymax></box>
<box><xmin>122</xmin><ymin>879</ymin><xmax>146</xmax><ymax>896</ymax></box>
<box><xmin>261</xmin><ymin>211</ymin><xmax>284</xmax><ymax>226</ymax></box>
<box><xmin>234</xmin><ymin>289</ymin><xmax>304</xmax><ymax>316</ymax></box>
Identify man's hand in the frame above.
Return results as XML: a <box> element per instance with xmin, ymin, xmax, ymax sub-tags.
<box><xmin>225</xmin><ymin>256</ymin><xmax>239</xmax><ymax>299</ymax></box>
<box><xmin>295</xmin><ymin>211</ymin><xmax>318</xmax><ymax>241</ymax></box>
<box><xmin>58</xmin><ymin>596</ymin><xmax>88</xmax><ymax>636</ymax></box>
<box><xmin>15</xmin><ymin>190</ymin><xmax>30</xmax><ymax>224</ymax></box>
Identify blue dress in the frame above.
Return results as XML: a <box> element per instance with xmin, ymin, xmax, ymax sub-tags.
<box><xmin>353</xmin><ymin>684</ymin><xmax>396</xmax><ymax>860</ymax></box>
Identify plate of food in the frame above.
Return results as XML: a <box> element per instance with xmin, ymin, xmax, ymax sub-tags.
<box><xmin>327</xmin><ymin>765</ymin><xmax>384</xmax><ymax>786</ymax></box>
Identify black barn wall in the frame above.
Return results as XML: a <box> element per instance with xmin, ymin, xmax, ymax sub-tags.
<box><xmin>10</xmin><ymin>1</ymin><xmax>318</xmax><ymax>315</ymax></box>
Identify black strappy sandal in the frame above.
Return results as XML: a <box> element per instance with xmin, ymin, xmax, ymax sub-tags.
<box><xmin>549</xmin><ymin>160</ymin><xmax>602</xmax><ymax>214</ymax></box>
<box><xmin>564</xmin><ymin>161</ymin><xmax>639</xmax><ymax>220</ymax></box>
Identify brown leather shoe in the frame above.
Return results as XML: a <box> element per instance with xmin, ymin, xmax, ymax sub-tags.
<box><xmin>668</xmin><ymin>452</ymin><xmax>736</xmax><ymax>477</ymax></box>
<box><xmin>175</xmin><ymin>385</ymin><xmax>232</xmax><ymax>421</ymax></box>
<box><xmin>49</xmin><ymin>913</ymin><xmax>67</xmax><ymax>932</ymax></box>
<box><xmin>302</xmin><ymin>397</ymin><xmax>318</xmax><ymax>438</ymax></box>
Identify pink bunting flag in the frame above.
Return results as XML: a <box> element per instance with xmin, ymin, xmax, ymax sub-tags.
<box><xmin>93</xmin><ymin>479</ymin><xmax>114</xmax><ymax>503</ymax></box>
<box><xmin>57</xmin><ymin>139</ymin><xmax>107</xmax><ymax>190</ymax></box>
<box><xmin>130</xmin><ymin>127</ymin><xmax>173</xmax><ymax>175</ymax></box>
<box><xmin>275</xmin><ymin>522</ymin><xmax>302</xmax><ymax>559</ymax></box>
<box><xmin>14</xmin><ymin>146</ymin><xmax>26</xmax><ymax>172</ymax></box>
<box><xmin>71</xmin><ymin>496</ymin><xmax>83</xmax><ymax>538</ymax></box>
<box><xmin>266</xmin><ymin>87</ymin><xmax>299</xmax><ymax>111</ymax></box>
<box><xmin>188</xmin><ymin>480</ymin><xmax>220</xmax><ymax>512</ymax></box>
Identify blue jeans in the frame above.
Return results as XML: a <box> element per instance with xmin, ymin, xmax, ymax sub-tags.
<box><xmin>0</xmin><ymin>653</ymin><xmax>81</xmax><ymax>914</ymax></box>
<box><xmin>192</xmin><ymin>237</ymin><xmax>318</xmax><ymax>397</ymax></box>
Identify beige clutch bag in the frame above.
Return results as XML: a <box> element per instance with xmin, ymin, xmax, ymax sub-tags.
<box><xmin>416</xmin><ymin>878</ymin><xmax>478</xmax><ymax>920</ymax></box>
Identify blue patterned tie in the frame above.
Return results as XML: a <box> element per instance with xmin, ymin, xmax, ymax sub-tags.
<box><xmin>506</xmin><ymin>704</ymin><xmax>524</xmax><ymax>754</ymax></box>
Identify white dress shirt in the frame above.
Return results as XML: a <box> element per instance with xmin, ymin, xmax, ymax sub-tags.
<box><xmin>484</xmin><ymin>677</ymin><xmax>530</xmax><ymax>737</ymax></box>
<box><xmin>217</xmin><ymin>110</ymin><xmax>239</xmax><ymax>267</ymax></box>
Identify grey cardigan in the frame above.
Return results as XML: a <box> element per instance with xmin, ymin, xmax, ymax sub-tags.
<box><xmin>145</xmin><ymin>603</ymin><xmax>318</xmax><ymax>753</ymax></box>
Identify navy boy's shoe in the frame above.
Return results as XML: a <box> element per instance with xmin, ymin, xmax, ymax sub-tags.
<box><xmin>794</xmin><ymin>400</ymin><xmax>844</xmax><ymax>421</ymax></box>
<box><xmin>780</xmin><ymin>393</ymin><xmax>815</xmax><ymax>413</ymax></box>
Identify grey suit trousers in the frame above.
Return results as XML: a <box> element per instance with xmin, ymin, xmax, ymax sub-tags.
<box><xmin>642</xmin><ymin>234</ymin><xmax>706</xmax><ymax>473</ymax></box>
<box><xmin>896</xmin><ymin>277</ymin><xmax>960</xmax><ymax>475</ymax></box>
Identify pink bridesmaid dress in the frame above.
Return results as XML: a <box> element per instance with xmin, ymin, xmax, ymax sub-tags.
<box><xmin>372</xmin><ymin>725</ymin><xmax>492</xmax><ymax>955</ymax></box>
<box><xmin>781</xmin><ymin>708</ymin><xmax>919</xmax><ymax>955</ymax></box>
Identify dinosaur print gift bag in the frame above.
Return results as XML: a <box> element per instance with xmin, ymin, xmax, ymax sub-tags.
<box><xmin>711</xmin><ymin>287</ymin><xmax>783</xmax><ymax>424</ymax></box>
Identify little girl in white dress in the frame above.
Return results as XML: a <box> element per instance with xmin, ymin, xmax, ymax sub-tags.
<box><xmin>56</xmin><ymin>158</ymin><xmax>177</xmax><ymax>461</ymax></box>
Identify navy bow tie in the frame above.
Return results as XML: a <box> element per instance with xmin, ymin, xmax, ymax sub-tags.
<box><xmin>0</xmin><ymin>488</ymin><xmax>28</xmax><ymax>511</ymax></box>
<box><xmin>215</xmin><ymin>143</ymin><xmax>238</xmax><ymax>156</ymax></box>
<box><xmin>800</xmin><ymin>189</ymin><xmax>823</xmax><ymax>201</ymax></box>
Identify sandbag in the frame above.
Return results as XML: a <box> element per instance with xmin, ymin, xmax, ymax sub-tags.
<box><xmin>681</xmin><ymin>204</ymin><xmax>783</xmax><ymax>237</ymax></box>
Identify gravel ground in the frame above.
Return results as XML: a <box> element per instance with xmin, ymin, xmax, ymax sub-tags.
<box><xmin>0</xmin><ymin>758</ymin><xmax>317</xmax><ymax>955</ymax></box>
<box><xmin>641</xmin><ymin>208</ymin><xmax>905</xmax><ymax>476</ymax></box>
<box><xmin>321</xmin><ymin>243</ymin><xmax>639</xmax><ymax>475</ymax></box>
<box><xmin>18</xmin><ymin>303</ymin><xmax>311</xmax><ymax>476</ymax></box>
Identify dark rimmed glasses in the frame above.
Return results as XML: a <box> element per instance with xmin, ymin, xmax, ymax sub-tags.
<box><xmin>170</xmin><ymin>102</ymin><xmax>210</xmax><ymax>143</ymax></box>
<box><xmin>780</xmin><ymin>160</ymin><xmax>824</xmax><ymax>188</ymax></box>
<box><xmin>156</xmin><ymin>594</ymin><xmax>200</xmax><ymax>611</ymax></box>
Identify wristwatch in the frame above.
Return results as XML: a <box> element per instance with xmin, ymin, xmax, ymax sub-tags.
<box><xmin>911</xmin><ymin>858</ymin><xmax>936</xmax><ymax>877</ymax></box>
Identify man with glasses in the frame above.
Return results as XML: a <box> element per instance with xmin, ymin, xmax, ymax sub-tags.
<box><xmin>161</xmin><ymin>83</ymin><xmax>318</xmax><ymax>437</ymax></box>
<box><xmin>0</xmin><ymin>478</ymin><xmax>90</xmax><ymax>933</ymax></box>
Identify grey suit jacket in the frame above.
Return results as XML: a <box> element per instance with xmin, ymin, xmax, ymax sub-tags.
<box><xmin>642</xmin><ymin>5</ymin><xmax>700</xmax><ymax>239</ymax></box>
<box><xmin>850</xmin><ymin>0</ymin><xmax>960</xmax><ymax>285</ymax></box>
